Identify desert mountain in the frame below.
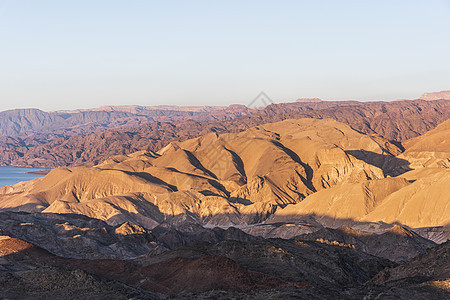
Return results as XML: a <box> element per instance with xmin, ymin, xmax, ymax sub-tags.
<box><xmin>0</xmin><ymin>99</ymin><xmax>448</xmax><ymax>168</ymax></box>
<box><xmin>295</xmin><ymin>98</ymin><xmax>324</xmax><ymax>102</ymax></box>
<box><xmin>399</xmin><ymin>119</ymin><xmax>450</xmax><ymax>169</ymax></box>
<box><xmin>421</xmin><ymin>90</ymin><xmax>450</xmax><ymax>100</ymax></box>
<box><xmin>270</xmin><ymin>168</ymin><xmax>450</xmax><ymax>228</ymax></box>
<box><xmin>0</xmin><ymin>105</ymin><xmax>251</xmax><ymax>136</ymax></box>
<box><xmin>1</xmin><ymin>116</ymin><xmax>448</xmax><ymax>236</ymax></box>
<box><xmin>0</xmin><ymin>118</ymin><xmax>399</xmax><ymax>229</ymax></box>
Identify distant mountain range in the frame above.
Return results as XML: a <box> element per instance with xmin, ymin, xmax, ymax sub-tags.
<box><xmin>0</xmin><ymin>104</ymin><xmax>251</xmax><ymax>136</ymax></box>
<box><xmin>0</xmin><ymin>98</ymin><xmax>449</xmax><ymax>168</ymax></box>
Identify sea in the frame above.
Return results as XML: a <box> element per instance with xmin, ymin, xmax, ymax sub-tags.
<box><xmin>0</xmin><ymin>166</ymin><xmax>49</xmax><ymax>187</ymax></box>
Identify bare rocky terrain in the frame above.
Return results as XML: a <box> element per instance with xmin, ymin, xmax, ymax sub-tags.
<box><xmin>0</xmin><ymin>96</ymin><xmax>449</xmax><ymax>299</ymax></box>
<box><xmin>0</xmin><ymin>218</ymin><xmax>448</xmax><ymax>299</ymax></box>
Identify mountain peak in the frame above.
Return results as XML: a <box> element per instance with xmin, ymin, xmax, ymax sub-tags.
<box><xmin>295</xmin><ymin>98</ymin><xmax>324</xmax><ymax>103</ymax></box>
<box><xmin>420</xmin><ymin>90</ymin><xmax>450</xmax><ymax>101</ymax></box>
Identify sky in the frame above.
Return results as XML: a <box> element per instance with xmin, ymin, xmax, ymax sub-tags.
<box><xmin>0</xmin><ymin>0</ymin><xmax>449</xmax><ymax>111</ymax></box>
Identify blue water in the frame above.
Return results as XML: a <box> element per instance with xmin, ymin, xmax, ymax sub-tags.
<box><xmin>0</xmin><ymin>167</ymin><xmax>49</xmax><ymax>187</ymax></box>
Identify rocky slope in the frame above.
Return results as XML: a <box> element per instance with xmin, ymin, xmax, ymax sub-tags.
<box><xmin>359</xmin><ymin>241</ymin><xmax>450</xmax><ymax>300</ymax></box>
<box><xmin>296</xmin><ymin>225</ymin><xmax>436</xmax><ymax>262</ymax></box>
<box><xmin>3</xmin><ymin>229</ymin><xmax>447</xmax><ymax>299</ymax></box>
<box><xmin>0</xmin><ymin>236</ymin><xmax>160</xmax><ymax>299</ymax></box>
<box><xmin>269</xmin><ymin>168</ymin><xmax>450</xmax><ymax>229</ymax></box>
<box><xmin>0</xmin><ymin>209</ymin><xmax>447</xmax><ymax>299</ymax></box>
<box><xmin>399</xmin><ymin>119</ymin><xmax>450</xmax><ymax>169</ymax></box>
<box><xmin>0</xmin><ymin>211</ymin><xmax>261</xmax><ymax>260</ymax></box>
<box><xmin>372</xmin><ymin>241</ymin><xmax>450</xmax><ymax>285</ymax></box>
<box><xmin>0</xmin><ymin>226</ymin><xmax>392</xmax><ymax>299</ymax></box>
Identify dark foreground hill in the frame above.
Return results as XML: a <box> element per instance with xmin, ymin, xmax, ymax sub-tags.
<box><xmin>0</xmin><ymin>212</ymin><xmax>448</xmax><ymax>299</ymax></box>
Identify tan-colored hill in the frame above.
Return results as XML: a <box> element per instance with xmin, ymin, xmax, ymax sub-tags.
<box><xmin>1</xmin><ymin>117</ymin><xmax>448</xmax><ymax>231</ymax></box>
<box><xmin>362</xmin><ymin>169</ymin><xmax>450</xmax><ymax>227</ymax></box>
<box><xmin>399</xmin><ymin>119</ymin><xmax>450</xmax><ymax>169</ymax></box>
<box><xmin>0</xmin><ymin>118</ymin><xmax>396</xmax><ymax>228</ymax></box>
<box><xmin>271</xmin><ymin>168</ymin><xmax>450</xmax><ymax>228</ymax></box>
<box><xmin>270</xmin><ymin>177</ymin><xmax>411</xmax><ymax>226</ymax></box>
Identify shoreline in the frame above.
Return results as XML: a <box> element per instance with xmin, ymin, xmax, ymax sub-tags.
<box><xmin>25</xmin><ymin>170</ymin><xmax>51</xmax><ymax>175</ymax></box>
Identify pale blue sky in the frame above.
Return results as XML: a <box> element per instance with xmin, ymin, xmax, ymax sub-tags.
<box><xmin>1</xmin><ymin>0</ymin><xmax>449</xmax><ymax>111</ymax></box>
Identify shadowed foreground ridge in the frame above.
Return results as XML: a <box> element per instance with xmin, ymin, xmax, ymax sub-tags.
<box><xmin>0</xmin><ymin>217</ymin><xmax>448</xmax><ymax>299</ymax></box>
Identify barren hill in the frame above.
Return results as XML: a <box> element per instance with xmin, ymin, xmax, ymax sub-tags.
<box><xmin>270</xmin><ymin>168</ymin><xmax>450</xmax><ymax>228</ymax></box>
<box><xmin>399</xmin><ymin>119</ymin><xmax>450</xmax><ymax>169</ymax></box>
<box><xmin>1</xmin><ymin>117</ymin><xmax>448</xmax><ymax>233</ymax></box>
<box><xmin>0</xmin><ymin>118</ymin><xmax>398</xmax><ymax>228</ymax></box>
<box><xmin>1</xmin><ymin>214</ymin><xmax>445</xmax><ymax>299</ymax></box>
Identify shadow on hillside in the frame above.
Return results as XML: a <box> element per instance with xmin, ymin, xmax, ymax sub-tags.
<box><xmin>345</xmin><ymin>150</ymin><xmax>412</xmax><ymax>176</ymax></box>
<box><xmin>3</xmin><ymin>206</ymin><xmax>448</xmax><ymax>255</ymax></box>
<box><xmin>1</xmin><ymin>210</ymin><xmax>449</xmax><ymax>299</ymax></box>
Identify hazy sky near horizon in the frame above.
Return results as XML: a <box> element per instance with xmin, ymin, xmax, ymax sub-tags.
<box><xmin>1</xmin><ymin>0</ymin><xmax>450</xmax><ymax>111</ymax></box>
